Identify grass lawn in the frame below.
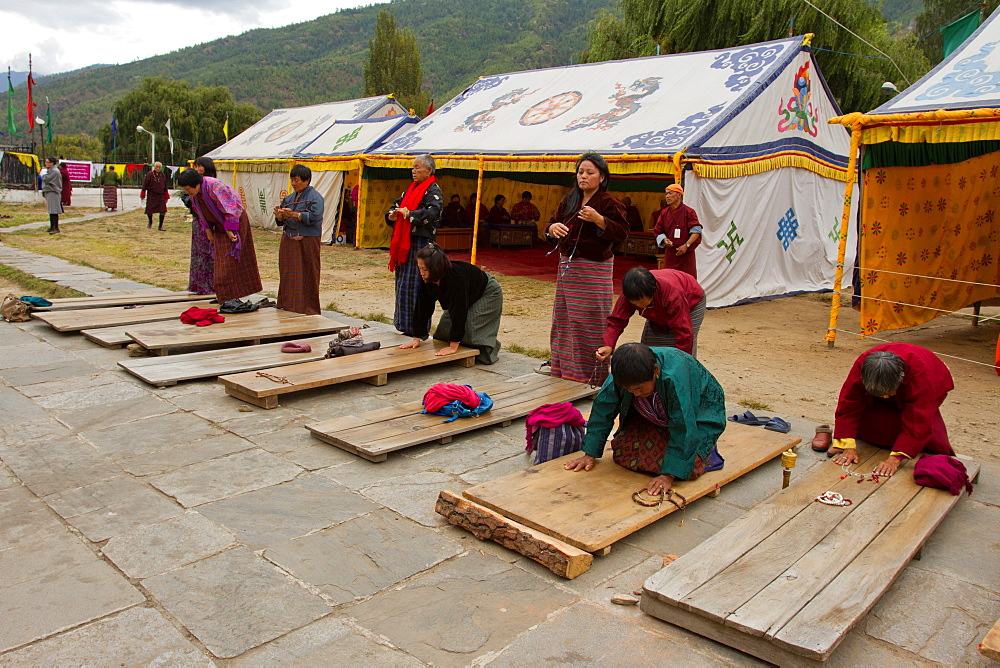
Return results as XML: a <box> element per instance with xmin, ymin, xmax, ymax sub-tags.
<box><xmin>0</xmin><ymin>203</ymin><xmax>106</xmax><ymax>228</ymax></box>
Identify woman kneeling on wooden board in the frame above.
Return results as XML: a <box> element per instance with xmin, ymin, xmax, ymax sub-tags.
<box><xmin>398</xmin><ymin>243</ymin><xmax>503</xmax><ymax>365</ymax></box>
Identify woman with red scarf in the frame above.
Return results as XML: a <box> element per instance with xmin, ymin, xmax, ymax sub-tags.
<box><xmin>386</xmin><ymin>154</ymin><xmax>444</xmax><ymax>337</ymax></box>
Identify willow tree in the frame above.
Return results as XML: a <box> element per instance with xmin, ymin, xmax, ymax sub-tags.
<box><xmin>364</xmin><ymin>8</ymin><xmax>430</xmax><ymax>114</ymax></box>
<box><xmin>581</xmin><ymin>0</ymin><xmax>931</xmax><ymax>113</ymax></box>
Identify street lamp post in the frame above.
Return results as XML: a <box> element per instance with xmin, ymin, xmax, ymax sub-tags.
<box><xmin>136</xmin><ymin>125</ymin><xmax>155</xmax><ymax>166</ymax></box>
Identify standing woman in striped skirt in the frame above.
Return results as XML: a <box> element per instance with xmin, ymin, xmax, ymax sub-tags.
<box><xmin>542</xmin><ymin>153</ymin><xmax>628</xmax><ymax>384</ymax></box>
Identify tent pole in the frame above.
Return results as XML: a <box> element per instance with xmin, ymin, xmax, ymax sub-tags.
<box><xmin>470</xmin><ymin>156</ymin><xmax>485</xmax><ymax>265</ymax></box>
<box><xmin>826</xmin><ymin>122</ymin><xmax>863</xmax><ymax>348</ymax></box>
<box><xmin>331</xmin><ymin>170</ymin><xmax>347</xmax><ymax>244</ymax></box>
<box><xmin>355</xmin><ymin>160</ymin><xmax>367</xmax><ymax>250</ymax></box>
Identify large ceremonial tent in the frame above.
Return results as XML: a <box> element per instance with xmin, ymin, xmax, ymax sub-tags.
<box><xmin>829</xmin><ymin>7</ymin><xmax>1000</xmax><ymax>342</ymax></box>
<box><xmin>362</xmin><ymin>34</ymin><xmax>857</xmax><ymax>308</ymax></box>
<box><xmin>206</xmin><ymin>95</ymin><xmax>413</xmax><ymax>242</ymax></box>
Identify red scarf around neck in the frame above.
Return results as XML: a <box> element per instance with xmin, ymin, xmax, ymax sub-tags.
<box><xmin>388</xmin><ymin>176</ymin><xmax>437</xmax><ymax>271</ymax></box>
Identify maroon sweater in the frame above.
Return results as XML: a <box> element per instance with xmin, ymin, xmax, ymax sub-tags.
<box><xmin>545</xmin><ymin>190</ymin><xmax>628</xmax><ymax>262</ymax></box>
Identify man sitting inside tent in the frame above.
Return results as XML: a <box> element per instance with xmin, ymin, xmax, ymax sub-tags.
<box><xmin>564</xmin><ymin>343</ymin><xmax>726</xmax><ymax>497</ymax></box>
<box><xmin>823</xmin><ymin>343</ymin><xmax>956</xmax><ymax>477</ymax></box>
<box><xmin>442</xmin><ymin>194</ymin><xmax>469</xmax><ymax>227</ymax></box>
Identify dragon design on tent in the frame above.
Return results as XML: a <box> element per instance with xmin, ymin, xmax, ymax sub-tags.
<box><xmin>777</xmin><ymin>62</ymin><xmax>819</xmax><ymax>137</ymax></box>
<box><xmin>612</xmin><ymin>104</ymin><xmax>725</xmax><ymax>150</ymax></box>
<box><xmin>456</xmin><ymin>88</ymin><xmax>537</xmax><ymax>133</ymax></box>
<box><xmin>563</xmin><ymin>78</ymin><xmax>662</xmax><ymax>131</ymax></box>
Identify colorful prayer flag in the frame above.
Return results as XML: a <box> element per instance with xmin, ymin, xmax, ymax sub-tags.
<box><xmin>165</xmin><ymin>116</ymin><xmax>174</xmax><ymax>155</ymax></box>
<box><xmin>26</xmin><ymin>56</ymin><xmax>36</xmax><ymax>132</ymax></box>
<box><xmin>223</xmin><ymin>113</ymin><xmax>229</xmax><ymax>142</ymax></box>
<box><xmin>426</xmin><ymin>100</ymin><xmax>435</xmax><ymax>116</ymax></box>
<box><xmin>6</xmin><ymin>70</ymin><xmax>17</xmax><ymax>137</ymax></box>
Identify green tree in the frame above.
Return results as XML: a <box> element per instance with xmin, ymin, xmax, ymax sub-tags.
<box><xmin>364</xmin><ymin>8</ymin><xmax>431</xmax><ymax>113</ymax></box>
<box><xmin>96</xmin><ymin>76</ymin><xmax>261</xmax><ymax>165</ymax></box>
<box><xmin>581</xmin><ymin>0</ymin><xmax>931</xmax><ymax>113</ymax></box>
<box><xmin>916</xmin><ymin>0</ymin><xmax>999</xmax><ymax>63</ymax></box>
<box><xmin>51</xmin><ymin>133</ymin><xmax>104</xmax><ymax>161</ymax></box>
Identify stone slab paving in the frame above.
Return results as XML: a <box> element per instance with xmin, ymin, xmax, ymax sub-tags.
<box><xmin>0</xmin><ymin>248</ymin><xmax>997</xmax><ymax>664</ymax></box>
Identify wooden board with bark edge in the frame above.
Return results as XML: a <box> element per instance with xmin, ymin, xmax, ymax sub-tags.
<box><xmin>119</xmin><ymin>330</ymin><xmax>410</xmax><ymax>387</ymax></box>
<box><xmin>32</xmin><ymin>291</ymin><xmax>213</xmax><ymax>311</ymax></box>
<box><xmin>463</xmin><ymin>420</ymin><xmax>799</xmax><ymax>553</ymax></box>
<box><xmin>436</xmin><ymin>491</ymin><xmax>594</xmax><ymax>579</ymax></box>
<box><xmin>640</xmin><ymin>447</ymin><xmax>980</xmax><ymax>664</ymax></box>
<box><xmin>33</xmin><ymin>299</ymin><xmax>218</xmax><ymax>332</ymax></box>
<box><xmin>306</xmin><ymin>374</ymin><xmax>597</xmax><ymax>462</ymax></box>
<box><xmin>219</xmin><ymin>340</ymin><xmax>478</xmax><ymax>409</ymax></box>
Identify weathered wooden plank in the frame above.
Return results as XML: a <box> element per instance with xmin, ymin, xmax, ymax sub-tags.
<box><xmin>725</xmin><ymin>463</ymin><xmax>926</xmax><ymax>638</ymax></box>
<box><xmin>306</xmin><ymin>375</ymin><xmax>597</xmax><ymax>459</ymax></box>
<box><xmin>32</xmin><ymin>300</ymin><xmax>217</xmax><ymax>332</ymax></box>
<box><xmin>125</xmin><ymin>310</ymin><xmax>345</xmax><ymax>354</ymax></box>
<box><xmin>981</xmin><ymin>618</ymin><xmax>1000</xmax><ymax>662</ymax></box>
<box><xmin>31</xmin><ymin>291</ymin><xmax>213</xmax><ymax>311</ymax></box>
<box><xmin>771</xmin><ymin>460</ymin><xmax>980</xmax><ymax>661</ymax></box>
<box><xmin>219</xmin><ymin>341</ymin><xmax>478</xmax><ymax>405</ymax></box>
<box><xmin>643</xmin><ymin>445</ymin><xmax>885</xmax><ymax>608</ymax></box>
<box><xmin>463</xmin><ymin>422</ymin><xmax>799</xmax><ymax>552</ymax></box>
<box><xmin>119</xmin><ymin>331</ymin><xmax>410</xmax><ymax>387</ymax></box>
<box><xmin>435</xmin><ymin>490</ymin><xmax>593</xmax><ymax>579</ymax></box>
<box><xmin>681</xmin><ymin>451</ymin><xmax>894</xmax><ymax>623</ymax></box>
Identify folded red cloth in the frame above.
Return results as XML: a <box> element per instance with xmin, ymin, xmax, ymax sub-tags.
<box><xmin>180</xmin><ymin>307</ymin><xmax>225</xmax><ymax>326</ymax></box>
<box><xmin>423</xmin><ymin>383</ymin><xmax>481</xmax><ymax>413</ymax></box>
<box><xmin>913</xmin><ymin>454</ymin><xmax>973</xmax><ymax>496</ymax></box>
<box><xmin>525</xmin><ymin>402</ymin><xmax>586</xmax><ymax>450</ymax></box>
<box><xmin>281</xmin><ymin>341</ymin><xmax>312</xmax><ymax>353</ymax></box>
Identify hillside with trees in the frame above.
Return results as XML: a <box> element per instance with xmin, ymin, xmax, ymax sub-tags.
<box><xmin>12</xmin><ymin>0</ymin><xmax>613</xmax><ymax>139</ymax></box>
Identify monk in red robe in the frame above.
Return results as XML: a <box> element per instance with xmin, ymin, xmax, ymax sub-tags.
<box><xmin>827</xmin><ymin>343</ymin><xmax>955</xmax><ymax>477</ymax></box>
<box><xmin>653</xmin><ymin>184</ymin><xmax>701</xmax><ymax>278</ymax></box>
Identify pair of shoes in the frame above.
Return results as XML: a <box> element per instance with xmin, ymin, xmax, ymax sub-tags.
<box><xmin>811</xmin><ymin>424</ymin><xmax>833</xmax><ymax>452</ymax></box>
<box><xmin>764</xmin><ymin>417</ymin><xmax>791</xmax><ymax>433</ymax></box>
<box><xmin>728</xmin><ymin>411</ymin><xmax>769</xmax><ymax>426</ymax></box>
<box><xmin>534</xmin><ymin>361</ymin><xmax>552</xmax><ymax>376</ymax></box>
<box><xmin>47</xmin><ymin>229</ymin><xmax>59</xmax><ymax>235</ymax></box>
<box><xmin>158</xmin><ymin>226</ymin><xmax>164</xmax><ymax>231</ymax></box>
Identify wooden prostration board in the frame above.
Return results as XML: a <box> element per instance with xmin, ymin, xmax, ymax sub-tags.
<box><xmin>640</xmin><ymin>446</ymin><xmax>980</xmax><ymax>664</ymax></box>
<box><xmin>33</xmin><ymin>300</ymin><xmax>217</xmax><ymax>332</ymax></box>
<box><xmin>31</xmin><ymin>291</ymin><xmax>213</xmax><ymax>311</ymax></box>
<box><xmin>82</xmin><ymin>309</ymin><xmax>344</xmax><ymax>350</ymax></box>
<box><xmin>119</xmin><ymin>330</ymin><xmax>411</xmax><ymax>387</ymax></box>
<box><xmin>219</xmin><ymin>340</ymin><xmax>478</xmax><ymax>409</ymax></box>
<box><xmin>463</xmin><ymin>421</ymin><xmax>799</xmax><ymax>553</ymax></box>
<box><xmin>307</xmin><ymin>374</ymin><xmax>598</xmax><ymax>462</ymax></box>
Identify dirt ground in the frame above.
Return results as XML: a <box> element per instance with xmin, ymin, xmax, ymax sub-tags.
<box><xmin>3</xmin><ymin>207</ymin><xmax>997</xmax><ymax>463</ymax></box>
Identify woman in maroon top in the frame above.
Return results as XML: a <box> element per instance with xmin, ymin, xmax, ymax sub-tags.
<box><xmin>541</xmin><ymin>153</ymin><xmax>628</xmax><ymax>385</ymax></box>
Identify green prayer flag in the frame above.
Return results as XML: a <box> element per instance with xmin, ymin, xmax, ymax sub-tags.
<box><xmin>6</xmin><ymin>78</ymin><xmax>18</xmax><ymax>137</ymax></box>
<box><xmin>942</xmin><ymin>10</ymin><xmax>981</xmax><ymax>59</ymax></box>
<box><xmin>46</xmin><ymin>105</ymin><xmax>52</xmax><ymax>143</ymax></box>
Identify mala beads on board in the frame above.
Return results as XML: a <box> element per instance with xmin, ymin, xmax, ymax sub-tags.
<box><xmin>838</xmin><ymin>461</ymin><xmax>883</xmax><ymax>484</ymax></box>
<box><xmin>815</xmin><ymin>491</ymin><xmax>852</xmax><ymax>506</ymax></box>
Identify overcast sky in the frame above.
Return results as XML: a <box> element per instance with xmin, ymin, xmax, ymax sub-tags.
<box><xmin>1</xmin><ymin>0</ymin><xmax>385</xmax><ymax>76</ymax></box>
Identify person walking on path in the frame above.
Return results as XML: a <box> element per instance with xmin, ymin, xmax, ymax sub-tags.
<box><xmin>141</xmin><ymin>161</ymin><xmax>169</xmax><ymax>230</ymax></box>
<box><xmin>41</xmin><ymin>157</ymin><xmax>63</xmax><ymax>235</ymax></box>
<box><xmin>274</xmin><ymin>164</ymin><xmax>325</xmax><ymax>314</ymax></box>
<box><xmin>100</xmin><ymin>166</ymin><xmax>120</xmax><ymax>211</ymax></box>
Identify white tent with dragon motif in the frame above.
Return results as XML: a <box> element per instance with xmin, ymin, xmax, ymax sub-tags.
<box><xmin>206</xmin><ymin>95</ymin><xmax>415</xmax><ymax>243</ymax></box>
<box><xmin>365</xmin><ymin>36</ymin><xmax>858</xmax><ymax>308</ymax></box>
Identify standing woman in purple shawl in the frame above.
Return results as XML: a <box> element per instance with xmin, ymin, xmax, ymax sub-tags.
<box><xmin>186</xmin><ymin>157</ymin><xmax>216</xmax><ymax>294</ymax></box>
<box><xmin>178</xmin><ymin>168</ymin><xmax>262</xmax><ymax>302</ymax></box>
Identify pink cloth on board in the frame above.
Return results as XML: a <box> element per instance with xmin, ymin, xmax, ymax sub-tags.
<box><xmin>423</xmin><ymin>383</ymin><xmax>481</xmax><ymax>413</ymax></box>
<box><xmin>525</xmin><ymin>402</ymin><xmax>586</xmax><ymax>451</ymax></box>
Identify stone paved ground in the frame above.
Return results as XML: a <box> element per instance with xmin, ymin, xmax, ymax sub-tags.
<box><xmin>1</xmin><ymin>243</ymin><xmax>998</xmax><ymax>665</ymax></box>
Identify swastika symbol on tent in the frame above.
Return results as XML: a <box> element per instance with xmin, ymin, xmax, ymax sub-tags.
<box><xmin>829</xmin><ymin>218</ymin><xmax>843</xmax><ymax>242</ymax></box>
<box><xmin>716</xmin><ymin>221</ymin><xmax>744</xmax><ymax>263</ymax></box>
<box><xmin>258</xmin><ymin>189</ymin><xmax>267</xmax><ymax>216</ymax></box>
<box><xmin>776</xmin><ymin>208</ymin><xmax>799</xmax><ymax>250</ymax></box>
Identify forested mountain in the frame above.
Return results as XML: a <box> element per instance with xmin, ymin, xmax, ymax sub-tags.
<box><xmin>18</xmin><ymin>0</ymin><xmax>613</xmax><ymax>137</ymax></box>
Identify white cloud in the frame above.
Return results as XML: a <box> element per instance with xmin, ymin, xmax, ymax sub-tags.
<box><xmin>0</xmin><ymin>0</ymin><xmax>381</xmax><ymax>76</ymax></box>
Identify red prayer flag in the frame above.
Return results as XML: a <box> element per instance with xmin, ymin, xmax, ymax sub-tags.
<box><xmin>426</xmin><ymin>100</ymin><xmax>435</xmax><ymax>116</ymax></box>
<box><xmin>26</xmin><ymin>63</ymin><xmax>36</xmax><ymax>132</ymax></box>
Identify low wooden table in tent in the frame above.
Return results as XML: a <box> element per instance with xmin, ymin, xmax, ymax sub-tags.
<box><xmin>119</xmin><ymin>330</ymin><xmax>410</xmax><ymax>387</ymax></box>
<box><xmin>31</xmin><ymin>291</ymin><xmax>213</xmax><ymax>311</ymax></box>
<box><xmin>640</xmin><ymin>445</ymin><xmax>980</xmax><ymax>664</ymax></box>
<box><xmin>32</xmin><ymin>300</ymin><xmax>217</xmax><ymax>332</ymax></box>
<box><xmin>436</xmin><ymin>421</ymin><xmax>799</xmax><ymax>579</ymax></box>
<box><xmin>82</xmin><ymin>310</ymin><xmax>345</xmax><ymax>352</ymax></box>
<box><xmin>306</xmin><ymin>374</ymin><xmax>597</xmax><ymax>462</ymax></box>
<box><xmin>219</xmin><ymin>340</ymin><xmax>479</xmax><ymax>409</ymax></box>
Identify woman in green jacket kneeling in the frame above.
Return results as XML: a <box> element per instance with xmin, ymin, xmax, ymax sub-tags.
<box><xmin>564</xmin><ymin>343</ymin><xmax>726</xmax><ymax>496</ymax></box>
